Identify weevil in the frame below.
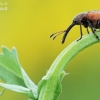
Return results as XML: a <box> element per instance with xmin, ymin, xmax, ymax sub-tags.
<box><xmin>50</xmin><ymin>10</ymin><xmax>100</xmax><ymax>44</ymax></box>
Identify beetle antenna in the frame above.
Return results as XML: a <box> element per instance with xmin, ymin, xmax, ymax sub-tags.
<box><xmin>52</xmin><ymin>33</ymin><xmax>63</xmax><ymax>40</ymax></box>
<box><xmin>50</xmin><ymin>30</ymin><xmax>66</xmax><ymax>40</ymax></box>
<box><xmin>62</xmin><ymin>23</ymin><xmax>76</xmax><ymax>44</ymax></box>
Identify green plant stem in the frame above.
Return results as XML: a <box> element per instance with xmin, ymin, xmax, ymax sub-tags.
<box><xmin>38</xmin><ymin>31</ymin><xmax>100</xmax><ymax>100</ymax></box>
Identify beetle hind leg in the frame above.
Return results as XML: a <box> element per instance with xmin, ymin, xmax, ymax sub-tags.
<box><xmin>87</xmin><ymin>27</ymin><xmax>90</xmax><ymax>34</ymax></box>
<box><xmin>96</xmin><ymin>19</ymin><xmax>100</xmax><ymax>28</ymax></box>
<box><xmin>87</xmin><ymin>27</ymin><xmax>96</xmax><ymax>34</ymax></box>
<box><xmin>87</xmin><ymin>19</ymin><xmax>99</xmax><ymax>40</ymax></box>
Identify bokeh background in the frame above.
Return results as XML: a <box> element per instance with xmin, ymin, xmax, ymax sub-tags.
<box><xmin>0</xmin><ymin>0</ymin><xmax>100</xmax><ymax>100</ymax></box>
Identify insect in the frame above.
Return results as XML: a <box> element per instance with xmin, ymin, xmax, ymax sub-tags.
<box><xmin>50</xmin><ymin>10</ymin><xmax>100</xmax><ymax>44</ymax></box>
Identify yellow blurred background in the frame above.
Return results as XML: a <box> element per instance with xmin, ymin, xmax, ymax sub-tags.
<box><xmin>0</xmin><ymin>0</ymin><xmax>100</xmax><ymax>100</ymax></box>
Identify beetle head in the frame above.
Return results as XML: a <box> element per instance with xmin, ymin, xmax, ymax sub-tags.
<box><xmin>73</xmin><ymin>12</ymin><xmax>87</xmax><ymax>26</ymax></box>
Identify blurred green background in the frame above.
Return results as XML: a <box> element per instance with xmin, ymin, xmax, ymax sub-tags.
<box><xmin>0</xmin><ymin>0</ymin><xmax>100</xmax><ymax>100</ymax></box>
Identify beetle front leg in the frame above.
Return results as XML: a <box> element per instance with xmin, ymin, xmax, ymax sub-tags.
<box><xmin>77</xmin><ymin>24</ymin><xmax>83</xmax><ymax>41</ymax></box>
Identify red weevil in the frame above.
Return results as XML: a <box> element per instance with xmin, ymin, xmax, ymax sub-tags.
<box><xmin>50</xmin><ymin>10</ymin><xmax>100</xmax><ymax>44</ymax></box>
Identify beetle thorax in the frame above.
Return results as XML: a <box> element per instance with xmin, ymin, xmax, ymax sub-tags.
<box><xmin>73</xmin><ymin>12</ymin><xmax>87</xmax><ymax>24</ymax></box>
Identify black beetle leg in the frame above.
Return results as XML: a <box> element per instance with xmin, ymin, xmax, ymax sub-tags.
<box><xmin>97</xmin><ymin>19</ymin><xmax>100</xmax><ymax>28</ymax></box>
<box><xmin>87</xmin><ymin>27</ymin><xmax>96</xmax><ymax>34</ymax></box>
<box><xmin>87</xmin><ymin>19</ymin><xmax>99</xmax><ymax>40</ymax></box>
<box><xmin>77</xmin><ymin>24</ymin><xmax>83</xmax><ymax>41</ymax></box>
<box><xmin>86</xmin><ymin>27</ymin><xmax>89</xmax><ymax>34</ymax></box>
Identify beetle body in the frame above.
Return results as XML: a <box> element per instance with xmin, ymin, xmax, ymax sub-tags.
<box><xmin>50</xmin><ymin>10</ymin><xmax>100</xmax><ymax>44</ymax></box>
<box><xmin>87</xmin><ymin>11</ymin><xmax>100</xmax><ymax>28</ymax></box>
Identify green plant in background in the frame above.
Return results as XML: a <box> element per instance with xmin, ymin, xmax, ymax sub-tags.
<box><xmin>0</xmin><ymin>31</ymin><xmax>100</xmax><ymax>100</ymax></box>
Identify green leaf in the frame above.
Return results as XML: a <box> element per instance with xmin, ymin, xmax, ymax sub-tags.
<box><xmin>0</xmin><ymin>46</ymin><xmax>26</xmax><ymax>86</ymax></box>
<box><xmin>28</xmin><ymin>97</ymin><xmax>37</xmax><ymax>100</ymax></box>
<box><xmin>0</xmin><ymin>83</ymin><xmax>33</xmax><ymax>97</ymax></box>
<box><xmin>0</xmin><ymin>46</ymin><xmax>38</xmax><ymax>99</ymax></box>
<box><xmin>20</xmin><ymin>68</ymin><xmax>38</xmax><ymax>98</ymax></box>
<box><xmin>53</xmin><ymin>71</ymin><xmax>67</xmax><ymax>100</ymax></box>
<box><xmin>0</xmin><ymin>88</ymin><xmax>5</xmax><ymax>96</ymax></box>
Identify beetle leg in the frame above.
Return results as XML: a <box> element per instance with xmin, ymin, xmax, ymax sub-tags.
<box><xmin>97</xmin><ymin>19</ymin><xmax>100</xmax><ymax>28</ymax></box>
<box><xmin>77</xmin><ymin>24</ymin><xmax>83</xmax><ymax>41</ymax></box>
<box><xmin>87</xmin><ymin>27</ymin><xmax>96</xmax><ymax>34</ymax></box>
<box><xmin>98</xmin><ymin>19</ymin><xmax>100</xmax><ymax>24</ymax></box>
<box><xmin>86</xmin><ymin>27</ymin><xmax>89</xmax><ymax>34</ymax></box>
<box><xmin>87</xmin><ymin>19</ymin><xmax>99</xmax><ymax>40</ymax></box>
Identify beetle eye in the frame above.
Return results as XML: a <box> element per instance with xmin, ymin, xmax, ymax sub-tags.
<box><xmin>73</xmin><ymin>20</ymin><xmax>77</xmax><ymax>23</ymax></box>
